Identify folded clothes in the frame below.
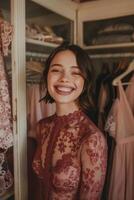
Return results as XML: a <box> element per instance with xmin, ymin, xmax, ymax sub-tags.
<box><xmin>98</xmin><ymin>23</ymin><xmax>134</xmax><ymax>34</ymax></box>
<box><xmin>91</xmin><ymin>34</ymin><xmax>133</xmax><ymax>45</ymax></box>
<box><xmin>26</xmin><ymin>24</ymin><xmax>64</xmax><ymax>44</ymax></box>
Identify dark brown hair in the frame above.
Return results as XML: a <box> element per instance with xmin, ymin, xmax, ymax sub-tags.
<box><xmin>40</xmin><ymin>43</ymin><xmax>94</xmax><ymax>112</ymax></box>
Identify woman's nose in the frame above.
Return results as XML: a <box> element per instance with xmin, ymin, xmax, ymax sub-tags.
<box><xmin>59</xmin><ymin>72</ymin><xmax>70</xmax><ymax>82</ymax></box>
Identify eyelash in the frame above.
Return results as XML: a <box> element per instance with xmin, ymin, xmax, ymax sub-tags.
<box><xmin>72</xmin><ymin>72</ymin><xmax>81</xmax><ymax>75</ymax></box>
<box><xmin>51</xmin><ymin>69</ymin><xmax>61</xmax><ymax>72</ymax></box>
<box><xmin>50</xmin><ymin>69</ymin><xmax>82</xmax><ymax>76</ymax></box>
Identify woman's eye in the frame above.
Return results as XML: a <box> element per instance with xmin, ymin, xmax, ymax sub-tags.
<box><xmin>51</xmin><ymin>69</ymin><xmax>61</xmax><ymax>72</ymax></box>
<box><xmin>72</xmin><ymin>71</ymin><xmax>82</xmax><ymax>76</ymax></box>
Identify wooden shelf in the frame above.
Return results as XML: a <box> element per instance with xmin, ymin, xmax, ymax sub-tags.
<box><xmin>26</xmin><ymin>38</ymin><xmax>59</xmax><ymax>54</ymax></box>
<box><xmin>83</xmin><ymin>42</ymin><xmax>134</xmax><ymax>50</ymax></box>
<box><xmin>26</xmin><ymin>38</ymin><xmax>59</xmax><ymax>48</ymax></box>
<box><xmin>83</xmin><ymin>42</ymin><xmax>134</xmax><ymax>54</ymax></box>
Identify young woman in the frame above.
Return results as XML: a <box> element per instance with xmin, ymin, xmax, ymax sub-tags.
<box><xmin>32</xmin><ymin>43</ymin><xmax>107</xmax><ymax>200</ymax></box>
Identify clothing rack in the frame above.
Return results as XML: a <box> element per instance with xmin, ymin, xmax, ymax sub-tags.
<box><xmin>6</xmin><ymin>62</ymin><xmax>42</xmax><ymax>83</ymax></box>
<box><xmin>9</xmin><ymin>50</ymin><xmax>134</xmax><ymax>61</ymax></box>
<box><xmin>8</xmin><ymin>50</ymin><xmax>48</xmax><ymax>62</ymax></box>
<box><xmin>26</xmin><ymin>52</ymin><xmax>134</xmax><ymax>61</ymax></box>
<box><xmin>26</xmin><ymin>70</ymin><xmax>41</xmax><ymax>83</ymax></box>
<box><xmin>26</xmin><ymin>51</ymin><xmax>134</xmax><ymax>60</ymax></box>
<box><xmin>7</xmin><ymin>73</ymin><xmax>41</xmax><ymax>84</ymax></box>
<box><xmin>26</xmin><ymin>51</ymin><xmax>48</xmax><ymax>61</ymax></box>
<box><xmin>90</xmin><ymin>52</ymin><xmax>134</xmax><ymax>59</ymax></box>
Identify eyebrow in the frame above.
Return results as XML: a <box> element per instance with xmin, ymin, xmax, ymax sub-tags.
<box><xmin>50</xmin><ymin>64</ymin><xmax>79</xmax><ymax>69</ymax></box>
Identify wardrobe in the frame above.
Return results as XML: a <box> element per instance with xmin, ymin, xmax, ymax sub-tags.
<box><xmin>1</xmin><ymin>0</ymin><xmax>134</xmax><ymax>199</ymax></box>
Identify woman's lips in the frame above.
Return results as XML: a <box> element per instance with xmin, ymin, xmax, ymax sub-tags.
<box><xmin>54</xmin><ymin>86</ymin><xmax>75</xmax><ymax>95</ymax></box>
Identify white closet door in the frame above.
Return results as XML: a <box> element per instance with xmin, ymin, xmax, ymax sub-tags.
<box><xmin>11</xmin><ymin>0</ymin><xmax>28</xmax><ymax>200</ymax></box>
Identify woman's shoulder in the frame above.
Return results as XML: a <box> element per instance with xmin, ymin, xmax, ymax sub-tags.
<box><xmin>81</xmin><ymin>112</ymin><xmax>107</xmax><ymax>150</ymax></box>
<box><xmin>35</xmin><ymin>114</ymin><xmax>56</xmax><ymax>139</ymax></box>
<box><xmin>38</xmin><ymin>114</ymin><xmax>55</xmax><ymax>126</ymax></box>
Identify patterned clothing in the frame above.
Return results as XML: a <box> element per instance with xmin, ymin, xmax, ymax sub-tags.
<box><xmin>33</xmin><ymin>110</ymin><xmax>107</xmax><ymax>200</ymax></box>
<box><xmin>0</xmin><ymin>19</ymin><xmax>13</xmax><ymax>196</ymax></box>
<box><xmin>0</xmin><ymin>19</ymin><xmax>13</xmax><ymax>150</ymax></box>
<box><xmin>0</xmin><ymin>152</ymin><xmax>13</xmax><ymax>196</ymax></box>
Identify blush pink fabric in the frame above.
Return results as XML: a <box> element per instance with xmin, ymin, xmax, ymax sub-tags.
<box><xmin>105</xmin><ymin>77</ymin><xmax>134</xmax><ymax>200</ymax></box>
<box><xmin>126</xmin><ymin>75</ymin><xmax>134</xmax><ymax>115</ymax></box>
<box><xmin>27</xmin><ymin>84</ymin><xmax>56</xmax><ymax>138</ymax></box>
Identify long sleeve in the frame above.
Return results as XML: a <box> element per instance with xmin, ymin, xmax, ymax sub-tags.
<box><xmin>80</xmin><ymin>132</ymin><xmax>107</xmax><ymax>200</ymax></box>
<box><xmin>32</xmin><ymin>122</ymin><xmax>44</xmax><ymax>178</ymax></box>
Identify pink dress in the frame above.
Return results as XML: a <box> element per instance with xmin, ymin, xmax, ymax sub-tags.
<box><xmin>33</xmin><ymin>110</ymin><xmax>107</xmax><ymax>200</ymax></box>
<box><xmin>105</xmin><ymin>78</ymin><xmax>134</xmax><ymax>200</ymax></box>
<box><xmin>27</xmin><ymin>84</ymin><xmax>56</xmax><ymax>138</ymax></box>
<box><xmin>125</xmin><ymin>75</ymin><xmax>134</xmax><ymax>115</ymax></box>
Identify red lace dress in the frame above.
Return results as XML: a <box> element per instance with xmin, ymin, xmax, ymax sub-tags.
<box><xmin>33</xmin><ymin>110</ymin><xmax>107</xmax><ymax>200</ymax></box>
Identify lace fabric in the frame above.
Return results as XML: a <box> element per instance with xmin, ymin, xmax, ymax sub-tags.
<box><xmin>0</xmin><ymin>152</ymin><xmax>13</xmax><ymax>196</ymax></box>
<box><xmin>0</xmin><ymin>19</ymin><xmax>13</xmax><ymax>150</ymax></box>
<box><xmin>105</xmin><ymin>101</ymin><xmax>117</xmax><ymax>138</ymax></box>
<box><xmin>33</xmin><ymin>110</ymin><xmax>107</xmax><ymax>200</ymax></box>
<box><xmin>0</xmin><ymin>19</ymin><xmax>13</xmax><ymax>56</ymax></box>
<box><xmin>0</xmin><ymin>19</ymin><xmax>13</xmax><ymax>196</ymax></box>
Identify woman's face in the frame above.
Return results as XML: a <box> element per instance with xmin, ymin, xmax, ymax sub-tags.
<box><xmin>47</xmin><ymin>50</ymin><xmax>84</xmax><ymax>107</ymax></box>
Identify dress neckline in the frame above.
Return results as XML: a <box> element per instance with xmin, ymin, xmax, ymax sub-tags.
<box><xmin>53</xmin><ymin>109</ymin><xmax>83</xmax><ymax>123</ymax></box>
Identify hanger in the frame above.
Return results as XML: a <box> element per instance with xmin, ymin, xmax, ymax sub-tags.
<box><xmin>112</xmin><ymin>60</ymin><xmax>134</xmax><ymax>86</ymax></box>
<box><xmin>26</xmin><ymin>60</ymin><xmax>44</xmax><ymax>73</ymax></box>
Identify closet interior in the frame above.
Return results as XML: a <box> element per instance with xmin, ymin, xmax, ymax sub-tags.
<box><xmin>25</xmin><ymin>0</ymin><xmax>74</xmax><ymax>84</ymax></box>
<box><xmin>0</xmin><ymin>0</ymin><xmax>134</xmax><ymax>199</ymax></box>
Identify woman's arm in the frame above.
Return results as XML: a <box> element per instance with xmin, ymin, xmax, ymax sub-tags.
<box><xmin>32</xmin><ymin>122</ymin><xmax>44</xmax><ymax>178</ymax></box>
<box><xmin>80</xmin><ymin>131</ymin><xmax>107</xmax><ymax>200</ymax></box>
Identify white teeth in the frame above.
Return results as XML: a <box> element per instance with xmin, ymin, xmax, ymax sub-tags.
<box><xmin>56</xmin><ymin>86</ymin><xmax>73</xmax><ymax>92</ymax></box>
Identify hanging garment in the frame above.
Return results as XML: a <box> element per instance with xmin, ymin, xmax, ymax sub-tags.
<box><xmin>0</xmin><ymin>19</ymin><xmax>13</xmax><ymax>150</ymax></box>
<box><xmin>33</xmin><ymin>110</ymin><xmax>107</xmax><ymax>200</ymax></box>
<box><xmin>105</xmin><ymin>79</ymin><xmax>134</xmax><ymax>200</ymax></box>
<box><xmin>27</xmin><ymin>84</ymin><xmax>56</xmax><ymax>138</ymax></box>
<box><xmin>0</xmin><ymin>152</ymin><xmax>13</xmax><ymax>196</ymax></box>
<box><xmin>125</xmin><ymin>75</ymin><xmax>134</xmax><ymax>115</ymax></box>
<box><xmin>0</xmin><ymin>19</ymin><xmax>13</xmax><ymax>197</ymax></box>
<box><xmin>97</xmin><ymin>68</ymin><xmax>132</xmax><ymax>131</ymax></box>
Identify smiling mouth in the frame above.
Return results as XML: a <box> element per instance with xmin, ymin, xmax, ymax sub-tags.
<box><xmin>54</xmin><ymin>86</ymin><xmax>75</xmax><ymax>95</ymax></box>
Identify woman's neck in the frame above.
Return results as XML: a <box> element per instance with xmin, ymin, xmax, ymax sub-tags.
<box><xmin>56</xmin><ymin>103</ymin><xmax>79</xmax><ymax>116</ymax></box>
